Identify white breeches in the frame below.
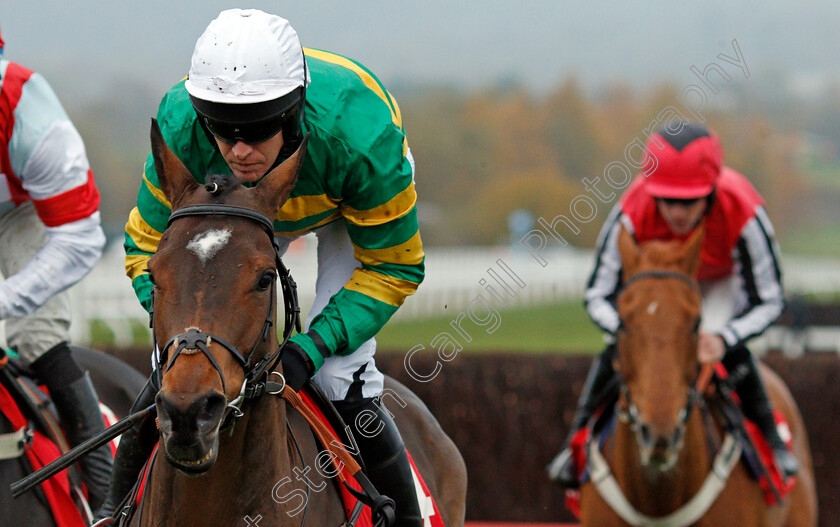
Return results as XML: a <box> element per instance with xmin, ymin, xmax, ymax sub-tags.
<box><xmin>0</xmin><ymin>202</ymin><xmax>71</xmax><ymax>362</ymax></box>
<box><xmin>277</xmin><ymin>220</ymin><xmax>384</xmax><ymax>401</ymax></box>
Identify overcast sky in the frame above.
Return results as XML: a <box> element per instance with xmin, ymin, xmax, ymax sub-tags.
<box><xmin>2</xmin><ymin>1</ymin><xmax>839</xmax><ymax>105</ymax></box>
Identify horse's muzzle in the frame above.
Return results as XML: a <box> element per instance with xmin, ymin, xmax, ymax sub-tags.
<box><xmin>636</xmin><ymin>421</ymin><xmax>685</xmax><ymax>471</ymax></box>
<box><xmin>156</xmin><ymin>389</ymin><xmax>226</xmax><ymax>474</ymax></box>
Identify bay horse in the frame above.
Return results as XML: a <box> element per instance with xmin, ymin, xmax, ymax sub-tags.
<box><xmin>124</xmin><ymin>120</ymin><xmax>467</xmax><ymax>526</ymax></box>
<box><xmin>1</xmin><ymin>346</ymin><xmax>146</xmax><ymax>527</ymax></box>
<box><xmin>579</xmin><ymin>226</ymin><xmax>817</xmax><ymax>527</ymax></box>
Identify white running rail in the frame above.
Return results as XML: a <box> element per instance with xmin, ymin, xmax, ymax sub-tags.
<box><xmin>48</xmin><ymin>240</ymin><xmax>840</xmax><ymax>350</ymax></box>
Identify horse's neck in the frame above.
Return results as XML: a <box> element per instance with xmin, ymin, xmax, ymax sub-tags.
<box><xmin>142</xmin><ymin>395</ymin><xmax>296</xmax><ymax>525</ymax></box>
<box><xmin>613</xmin><ymin>411</ymin><xmax>712</xmax><ymax>515</ymax></box>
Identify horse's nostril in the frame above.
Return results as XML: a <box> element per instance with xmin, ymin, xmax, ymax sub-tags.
<box><xmin>197</xmin><ymin>392</ymin><xmax>227</xmax><ymax>430</ymax></box>
<box><xmin>155</xmin><ymin>392</ymin><xmax>176</xmax><ymax>433</ymax></box>
<box><xmin>156</xmin><ymin>391</ymin><xmax>226</xmax><ymax>436</ymax></box>
<box><xmin>640</xmin><ymin>424</ymin><xmax>652</xmax><ymax>445</ymax></box>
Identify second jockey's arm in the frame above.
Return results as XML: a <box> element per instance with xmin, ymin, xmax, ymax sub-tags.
<box><xmin>0</xmin><ymin>215</ymin><xmax>105</xmax><ymax>318</ymax></box>
<box><xmin>1</xmin><ymin>99</ymin><xmax>105</xmax><ymax>318</ymax></box>
<box><xmin>718</xmin><ymin>209</ymin><xmax>785</xmax><ymax>352</ymax></box>
<box><xmin>584</xmin><ymin>207</ymin><xmax>625</xmax><ymax>336</ymax></box>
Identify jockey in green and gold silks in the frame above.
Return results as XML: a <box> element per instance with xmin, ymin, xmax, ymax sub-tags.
<box><xmin>102</xmin><ymin>9</ymin><xmax>426</xmax><ymax>526</ymax></box>
<box><xmin>124</xmin><ymin>47</ymin><xmax>423</xmax><ymax>371</ymax></box>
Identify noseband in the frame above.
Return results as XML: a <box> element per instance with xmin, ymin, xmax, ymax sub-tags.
<box><xmin>151</xmin><ymin>204</ymin><xmax>301</xmax><ymax>419</ymax></box>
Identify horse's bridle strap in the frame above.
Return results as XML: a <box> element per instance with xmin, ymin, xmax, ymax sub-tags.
<box><xmin>161</xmin><ymin>329</ymin><xmax>248</xmax><ymax>395</ymax></box>
<box><xmin>622</xmin><ymin>270</ymin><xmax>700</xmax><ymax>293</ymax></box>
<box><xmin>616</xmin><ymin>269</ymin><xmax>702</xmax><ymax>335</ymax></box>
<box><xmin>168</xmin><ymin>204</ymin><xmax>275</xmax><ymax>238</ymax></box>
<box><xmin>155</xmin><ymin>202</ymin><xmax>301</xmax><ymax>416</ymax></box>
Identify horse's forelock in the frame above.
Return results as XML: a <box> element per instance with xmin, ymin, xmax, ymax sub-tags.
<box><xmin>205</xmin><ymin>173</ymin><xmax>241</xmax><ymax>196</ymax></box>
<box><xmin>638</xmin><ymin>240</ymin><xmax>683</xmax><ymax>269</ymax></box>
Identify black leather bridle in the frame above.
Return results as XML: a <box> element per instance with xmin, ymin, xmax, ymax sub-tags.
<box><xmin>616</xmin><ymin>269</ymin><xmax>702</xmax><ymax>336</ymax></box>
<box><xmin>150</xmin><ymin>203</ymin><xmax>302</xmax><ymax>420</ymax></box>
<box><xmin>616</xmin><ymin>269</ymin><xmax>703</xmax><ymax>462</ymax></box>
<box><xmin>145</xmin><ymin>203</ymin><xmax>385</xmax><ymax>527</ymax></box>
<box><xmin>621</xmin><ymin>269</ymin><xmax>701</xmax><ymax>295</ymax></box>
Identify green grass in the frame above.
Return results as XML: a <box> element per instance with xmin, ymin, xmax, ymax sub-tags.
<box><xmin>88</xmin><ymin>319</ymin><xmax>152</xmax><ymax>349</ymax></box>
<box><xmin>780</xmin><ymin>225</ymin><xmax>840</xmax><ymax>257</ymax></box>
<box><xmin>85</xmin><ymin>301</ymin><xmax>604</xmax><ymax>355</ymax></box>
<box><xmin>801</xmin><ymin>159</ymin><xmax>840</xmax><ymax>191</ymax></box>
<box><xmin>376</xmin><ymin>300</ymin><xmax>604</xmax><ymax>355</ymax></box>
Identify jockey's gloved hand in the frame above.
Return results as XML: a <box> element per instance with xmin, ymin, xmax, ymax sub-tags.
<box><xmin>281</xmin><ymin>341</ymin><xmax>315</xmax><ymax>391</ymax></box>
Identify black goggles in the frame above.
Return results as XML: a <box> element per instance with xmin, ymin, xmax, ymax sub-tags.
<box><xmin>203</xmin><ymin>114</ymin><xmax>286</xmax><ymax>145</ymax></box>
<box><xmin>656</xmin><ymin>196</ymin><xmax>704</xmax><ymax>207</ymax></box>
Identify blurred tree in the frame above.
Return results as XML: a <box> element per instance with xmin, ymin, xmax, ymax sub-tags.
<box><xmin>69</xmin><ymin>75</ymin><xmax>817</xmax><ymax>252</ymax></box>
<box><xmin>464</xmin><ymin>169</ymin><xmax>589</xmax><ymax>246</ymax></box>
<box><xmin>712</xmin><ymin>115</ymin><xmax>808</xmax><ymax>238</ymax></box>
<box><xmin>72</xmin><ymin>79</ymin><xmax>160</xmax><ymax>241</ymax></box>
<box><xmin>402</xmin><ymin>88</ymin><xmax>496</xmax><ymax>245</ymax></box>
<box><xmin>543</xmin><ymin>79</ymin><xmax>606</xmax><ymax>180</ymax></box>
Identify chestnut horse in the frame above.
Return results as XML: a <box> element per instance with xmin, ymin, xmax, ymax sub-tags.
<box><xmin>579</xmin><ymin>227</ymin><xmax>817</xmax><ymax>527</ymax></box>
<box><xmin>123</xmin><ymin>121</ymin><xmax>466</xmax><ymax>526</ymax></box>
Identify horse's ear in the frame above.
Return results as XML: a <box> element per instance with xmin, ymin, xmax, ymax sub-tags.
<box><xmin>150</xmin><ymin>118</ymin><xmax>198</xmax><ymax>206</ymax></box>
<box><xmin>617</xmin><ymin>224</ymin><xmax>640</xmax><ymax>275</ymax></box>
<box><xmin>256</xmin><ymin>133</ymin><xmax>309</xmax><ymax>214</ymax></box>
<box><xmin>678</xmin><ymin>225</ymin><xmax>705</xmax><ymax>277</ymax></box>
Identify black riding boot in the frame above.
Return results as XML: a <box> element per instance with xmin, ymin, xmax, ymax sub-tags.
<box><xmin>725</xmin><ymin>348</ymin><xmax>799</xmax><ymax>479</ymax></box>
<box><xmin>546</xmin><ymin>344</ymin><xmax>618</xmax><ymax>488</ymax></box>
<box><xmin>334</xmin><ymin>397</ymin><xmax>423</xmax><ymax>527</ymax></box>
<box><xmin>94</xmin><ymin>377</ymin><xmax>157</xmax><ymax>521</ymax></box>
<box><xmin>30</xmin><ymin>342</ymin><xmax>113</xmax><ymax>511</ymax></box>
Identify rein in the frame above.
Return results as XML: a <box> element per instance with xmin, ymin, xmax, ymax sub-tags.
<box><xmin>153</xmin><ymin>204</ymin><xmax>302</xmax><ymax>422</ymax></box>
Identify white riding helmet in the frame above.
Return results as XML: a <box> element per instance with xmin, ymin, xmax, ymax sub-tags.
<box><xmin>185</xmin><ymin>9</ymin><xmax>309</xmax><ymax>147</ymax></box>
<box><xmin>186</xmin><ymin>8</ymin><xmax>307</xmax><ymax>104</ymax></box>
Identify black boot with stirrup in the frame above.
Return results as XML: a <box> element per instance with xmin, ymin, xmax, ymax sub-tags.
<box><xmin>727</xmin><ymin>350</ymin><xmax>799</xmax><ymax>479</ymax></box>
<box><xmin>334</xmin><ymin>396</ymin><xmax>423</xmax><ymax>527</ymax></box>
<box><xmin>30</xmin><ymin>342</ymin><xmax>113</xmax><ymax>511</ymax></box>
<box><xmin>546</xmin><ymin>344</ymin><xmax>619</xmax><ymax>488</ymax></box>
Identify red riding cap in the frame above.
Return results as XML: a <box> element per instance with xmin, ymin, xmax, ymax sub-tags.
<box><xmin>642</xmin><ymin>123</ymin><xmax>723</xmax><ymax>199</ymax></box>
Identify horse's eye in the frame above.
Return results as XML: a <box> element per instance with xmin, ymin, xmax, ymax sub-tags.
<box><xmin>257</xmin><ymin>271</ymin><xmax>275</xmax><ymax>291</ymax></box>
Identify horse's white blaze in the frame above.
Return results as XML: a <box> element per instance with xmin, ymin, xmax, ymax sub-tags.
<box><xmin>646</xmin><ymin>301</ymin><xmax>658</xmax><ymax>315</ymax></box>
<box><xmin>187</xmin><ymin>229</ymin><xmax>232</xmax><ymax>264</ymax></box>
